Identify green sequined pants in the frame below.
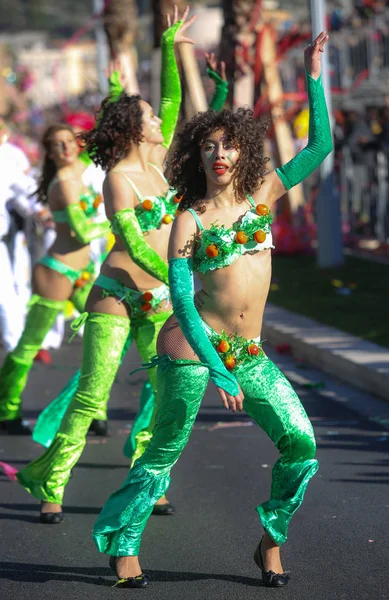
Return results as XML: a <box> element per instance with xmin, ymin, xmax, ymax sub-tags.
<box><xmin>93</xmin><ymin>354</ymin><xmax>318</xmax><ymax>556</ymax></box>
<box><xmin>17</xmin><ymin>310</ymin><xmax>171</xmax><ymax>504</ymax></box>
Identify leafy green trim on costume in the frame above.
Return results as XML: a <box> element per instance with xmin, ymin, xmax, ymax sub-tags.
<box><xmin>159</xmin><ymin>21</ymin><xmax>182</xmax><ymax>149</ymax></box>
<box><xmin>79</xmin><ymin>186</ymin><xmax>103</xmax><ymax>218</ymax></box>
<box><xmin>207</xmin><ymin>329</ymin><xmax>263</xmax><ymax>371</ymax></box>
<box><xmin>207</xmin><ymin>67</ymin><xmax>229</xmax><ymax>111</ymax></box>
<box><xmin>193</xmin><ymin>211</ymin><xmax>273</xmax><ymax>273</ymax></box>
<box><xmin>276</xmin><ymin>72</ymin><xmax>333</xmax><ymax>190</ymax></box>
<box><xmin>134</xmin><ymin>188</ymin><xmax>180</xmax><ymax>232</ymax></box>
<box><xmin>66</xmin><ymin>204</ymin><xmax>110</xmax><ymax>244</ymax></box>
<box><xmin>111</xmin><ymin>208</ymin><xmax>169</xmax><ymax>285</ymax></box>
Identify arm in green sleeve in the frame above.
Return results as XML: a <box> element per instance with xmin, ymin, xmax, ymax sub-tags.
<box><xmin>207</xmin><ymin>67</ymin><xmax>229</xmax><ymax>111</ymax></box>
<box><xmin>66</xmin><ymin>204</ymin><xmax>111</xmax><ymax>244</ymax></box>
<box><xmin>169</xmin><ymin>257</ymin><xmax>239</xmax><ymax>395</ymax></box>
<box><xmin>276</xmin><ymin>72</ymin><xmax>333</xmax><ymax>190</ymax></box>
<box><xmin>159</xmin><ymin>21</ymin><xmax>182</xmax><ymax>150</ymax></box>
<box><xmin>111</xmin><ymin>209</ymin><xmax>169</xmax><ymax>285</ymax></box>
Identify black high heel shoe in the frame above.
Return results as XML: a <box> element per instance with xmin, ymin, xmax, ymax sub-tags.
<box><xmin>0</xmin><ymin>418</ymin><xmax>31</xmax><ymax>435</ymax></box>
<box><xmin>89</xmin><ymin>419</ymin><xmax>108</xmax><ymax>436</ymax></box>
<box><xmin>253</xmin><ymin>537</ymin><xmax>289</xmax><ymax>587</ymax></box>
<box><xmin>109</xmin><ymin>556</ymin><xmax>148</xmax><ymax>588</ymax></box>
<box><xmin>40</xmin><ymin>502</ymin><xmax>64</xmax><ymax>524</ymax></box>
<box><xmin>151</xmin><ymin>502</ymin><xmax>175</xmax><ymax>516</ymax></box>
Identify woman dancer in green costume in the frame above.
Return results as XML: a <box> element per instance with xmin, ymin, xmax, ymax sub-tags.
<box><xmin>90</xmin><ymin>32</ymin><xmax>332</xmax><ymax>589</ymax></box>
<box><xmin>17</xmin><ymin>5</ymin><xmax>198</xmax><ymax>524</ymax></box>
<box><xmin>0</xmin><ymin>123</ymin><xmax>110</xmax><ymax>435</ymax></box>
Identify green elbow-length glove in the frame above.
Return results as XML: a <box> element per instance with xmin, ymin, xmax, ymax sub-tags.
<box><xmin>112</xmin><ymin>208</ymin><xmax>169</xmax><ymax>285</ymax></box>
<box><xmin>66</xmin><ymin>204</ymin><xmax>111</xmax><ymax>244</ymax></box>
<box><xmin>169</xmin><ymin>257</ymin><xmax>239</xmax><ymax>396</ymax></box>
<box><xmin>159</xmin><ymin>21</ymin><xmax>182</xmax><ymax>150</ymax></box>
<box><xmin>276</xmin><ymin>72</ymin><xmax>333</xmax><ymax>190</ymax></box>
<box><xmin>207</xmin><ymin>67</ymin><xmax>229</xmax><ymax>111</ymax></box>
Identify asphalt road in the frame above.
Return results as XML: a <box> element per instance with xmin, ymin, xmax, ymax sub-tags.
<box><xmin>0</xmin><ymin>333</ymin><xmax>388</xmax><ymax>600</ymax></box>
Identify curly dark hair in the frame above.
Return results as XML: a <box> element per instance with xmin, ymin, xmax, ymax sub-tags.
<box><xmin>168</xmin><ymin>108</ymin><xmax>269</xmax><ymax>213</ymax></box>
<box><xmin>36</xmin><ymin>123</ymin><xmax>76</xmax><ymax>204</ymax></box>
<box><xmin>80</xmin><ymin>93</ymin><xmax>144</xmax><ymax>171</ymax></box>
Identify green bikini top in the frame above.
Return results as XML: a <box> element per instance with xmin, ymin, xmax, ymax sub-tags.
<box><xmin>49</xmin><ymin>177</ymin><xmax>103</xmax><ymax>224</ymax></box>
<box><xmin>112</xmin><ymin>164</ymin><xmax>181</xmax><ymax>232</ymax></box>
<box><xmin>188</xmin><ymin>196</ymin><xmax>274</xmax><ymax>274</ymax></box>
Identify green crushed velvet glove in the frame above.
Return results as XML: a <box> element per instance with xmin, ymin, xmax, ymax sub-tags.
<box><xmin>169</xmin><ymin>257</ymin><xmax>239</xmax><ymax>396</ymax></box>
<box><xmin>66</xmin><ymin>204</ymin><xmax>111</xmax><ymax>244</ymax></box>
<box><xmin>159</xmin><ymin>21</ymin><xmax>182</xmax><ymax>150</ymax></box>
<box><xmin>207</xmin><ymin>67</ymin><xmax>229</xmax><ymax>111</ymax></box>
<box><xmin>276</xmin><ymin>72</ymin><xmax>333</xmax><ymax>190</ymax></box>
<box><xmin>111</xmin><ymin>208</ymin><xmax>169</xmax><ymax>285</ymax></box>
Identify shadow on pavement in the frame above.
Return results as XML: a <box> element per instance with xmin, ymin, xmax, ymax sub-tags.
<box><xmin>0</xmin><ymin>561</ymin><xmax>262</xmax><ymax>588</ymax></box>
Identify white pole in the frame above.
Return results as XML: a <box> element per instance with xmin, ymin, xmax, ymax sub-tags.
<box><xmin>93</xmin><ymin>0</ymin><xmax>109</xmax><ymax>96</ymax></box>
<box><xmin>310</xmin><ymin>0</ymin><xmax>344</xmax><ymax>267</ymax></box>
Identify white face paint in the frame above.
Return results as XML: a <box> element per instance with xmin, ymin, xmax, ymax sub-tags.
<box><xmin>140</xmin><ymin>100</ymin><xmax>164</xmax><ymax>145</ymax></box>
<box><xmin>199</xmin><ymin>129</ymin><xmax>240</xmax><ymax>185</ymax></box>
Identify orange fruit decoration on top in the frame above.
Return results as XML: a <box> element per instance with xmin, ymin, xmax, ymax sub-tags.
<box><xmin>141</xmin><ymin>302</ymin><xmax>152</xmax><ymax>312</ymax></box>
<box><xmin>206</xmin><ymin>244</ymin><xmax>219</xmax><ymax>258</ymax></box>
<box><xmin>162</xmin><ymin>214</ymin><xmax>173</xmax><ymax>224</ymax></box>
<box><xmin>174</xmin><ymin>195</ymin><xmax>183</xmax><ymax>204</ymax></box>
<box><xmin>80</xmin><ymin>200</ymin><xmax>88</xmax><ymax>212</ymax></box>
<box><xmin>248</xmin><ymin>344</ymin><xmax>260</xmax><ymax>356</ymax></box>
<box><xmin>224</xmin><ymin>355</ymin><xmax>237</xmax><ymax>371</ymax></box>
<box><xmin>75</xmin><ymin>278</ymin><xmax>83</xmax><ymax>288</ymax></box>
<box><xmin>82</xmin><ymin>271</ymin><xmax>91</xmax><ymax>281</ymax></box>
<box><xmin>235</xmin><ymin>230</ymin><xmax>248</xmax><ymax>244</ymax></box>
<box><xmin>254</xmin><ymin>230</ymin><xmax>267</xmax><ymax>244</ymax></box>
<box><xmin>142</xmin><ymin>199</ymin><xmax>154</xmax><ymax>211</ymax></box>
<box><xmin>256</xmin><ymin>203</ymin><xmax>269</xmax><ymax>216</ymax></box>
<box><xmin>93</xmin><ymin>194</ymin><xmax>102</xmax><ymax>209</ymax></box>
<box><xmin>217</xmin><ymin>340</ymin><xmax>230</xmax><ymax>354</ymax></box>
<box><xmin>142</xmin><ymin>291</ymin><xmax>153</xmax><ymax>302</ymax></box>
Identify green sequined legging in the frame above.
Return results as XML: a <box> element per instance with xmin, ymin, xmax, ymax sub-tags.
<box><xmin>92</xmin><ymin>354</ymin><xmax>318</xmax><ymax>555</ymax></box>
<box><xmin>17</xmin><ymin>310</ymin><xmax>170</xmax><ymax>504</ymax></box>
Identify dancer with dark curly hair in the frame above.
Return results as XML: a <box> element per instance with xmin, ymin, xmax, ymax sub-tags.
<box><xmin>0</xmin><ymin>123</ymin><xmax>110</xmax><ymax>435</ymax></box>
<box><xmin>91</xmin><ymin>32</ymin><xmax>332</xmax><ymax>589</ymax></box>
<box><xmin>17</xmin><ymin>5</ymin><xmax>201</xmax><ymax>524</ymax></box>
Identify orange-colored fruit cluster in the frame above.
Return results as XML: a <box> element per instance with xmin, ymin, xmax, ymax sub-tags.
<box><xmin>206</xmin><ymin>244</ymin><xmax>219</xmax><ymax>258</ymax></box>
<box><xmin>247</xmin><ymin>344</ymin><xmax>260</xmax><ymax>356</ymax></box>
<box><xmin>174</xmin><ymin>195</ymin><xmax>183</xmax><ymax>204</ymax></box>
<box><xmin>255</xmin><ymin>203</ymin><xmax>269</xmax><ymax>216</ymax></box>
<box><xmin>254</xmin><ymin>230</ymin><xmax>266</xmax><ymax>244</ymax></box>
<box><xmin>141</xmin><ymin>302</ymin><xmax>152</xmax><ymax>312</ymax></box>
<box><xmin>224</xmin><ymin>356</ymin><xmax>236</xmax><ymax>371</ymax></box>
<box><xmin>142</xmin><ymin>199</ymin><xmax>154</xmax><ymax>211</ymax></box>
<box><xmin>141</xmin><ymin>291</ymin><xmax>153</xmax><ymax>312</ymax></box>
<box><xmin>80</xmin><ymin>200</ymin><xmax>88</xmax><ymax>212</ymax></box>
<box><xmin>235</xmin><ymin>230</ymin><xmax>248</xmax><ymax>244</ymax></box>
<box><xmin>217</xmin><ymin>340</ymin><xmax>230</xmax><ymax>353</ymax></box>
<box><xmin>93</xmin><ymin>194</ymin><xmax>102</xmax><ymax>209</ymax></box>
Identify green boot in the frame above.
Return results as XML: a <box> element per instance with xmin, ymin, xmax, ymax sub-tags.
<box><xmin>0</xmin><ymin>295</ymin><xmax>65</xmax><ymax>427</ymax></box>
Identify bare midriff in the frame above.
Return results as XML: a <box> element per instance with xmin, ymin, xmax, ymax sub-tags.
<box><xmin>101</xmin><ymin>223</ymin><xmax>172</xmax><ymax>291</ymax></box>
<box><xmin>195</xmin><ymin>249</ymin><xmax>271</xmax><ymax>339</ymax></box>
<box><xmin>49</xmin><ymin>222</ymin><xmax>91</xmax><ymax>270</ymax></box>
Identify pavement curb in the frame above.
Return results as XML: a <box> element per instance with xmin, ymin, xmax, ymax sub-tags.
<box><xmin>262</xmin><ymin>303</ymin><xmax>389</xmax><ymax>402</ymax></box>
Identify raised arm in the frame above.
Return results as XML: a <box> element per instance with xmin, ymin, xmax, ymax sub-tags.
<box><xmin>104</xmin><ymin>173</ymin><xmax>169</xmax><ymax>285</ymax></box>
<box><xmin>54</xmin><ymin>179</ymin><xmax>110</xmax><ymax>243</ymax></box>
<box><xmin>254</xmin><ymin>31</ymin><xmax>333</xmax><ymax>207</ymax></box>
<box><xmin>168</xmin><ymin>212</ymin><xmax>241</xmax><ymax>401</ymax></box>
<box><xmin>205</xmin><ymin>52</ymin><xmax>228</xmax><ymax>111</ymax></box>
<box><xmin>159</xmin><ymin>6</ymin><xmax>196</xmax><ymax>151</ymax></box>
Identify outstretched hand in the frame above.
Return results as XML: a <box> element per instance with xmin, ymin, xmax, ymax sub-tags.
<box><xmin>205</xmin><ymin>52</ymin><xmax>227</xmax><ymax>81</ymax></box>
<box><xmin>304</xmin><ymin>31</ymin><xmax>329</xmax><ymax>80</ymax></box>
<box><xmin>104</xmin><ymin>58</ymin><xmax>127</xmax><ymax>89</ymax></box>
<box><xmin>167</xmin><ymin>5</ymin><xmax>196</xmax><ymax>44</ymax></box>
